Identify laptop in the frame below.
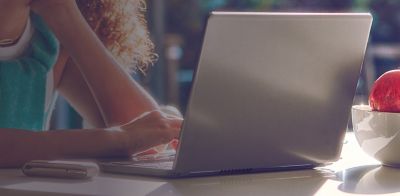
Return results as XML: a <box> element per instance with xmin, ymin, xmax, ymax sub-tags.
<box><xmin>99</xmin><ymin>12</ymin><xmax>372</xmax><ymax>177</ymax></box>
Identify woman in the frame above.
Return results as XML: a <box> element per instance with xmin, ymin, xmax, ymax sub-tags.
<box><xmin>0</xmin><ymin>0</ymin><xmax>182</xmax><ymax>167</ymax></box>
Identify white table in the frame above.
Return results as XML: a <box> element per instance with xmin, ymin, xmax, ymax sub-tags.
<box><xmin>1</xmin><ymin>133</ymin><xmax>398</xmax><ymax>196</ymax></box>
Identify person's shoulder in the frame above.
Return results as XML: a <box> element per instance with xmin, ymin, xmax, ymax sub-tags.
<box><xmin>0</xmin><ymin>0</ymin><xmax>31</xmax><ymax>7</ymax></box>
<box><xmin>29</xmin><ymin>0</ymin><xmax>76</xmax><ymax>13</ymax></box>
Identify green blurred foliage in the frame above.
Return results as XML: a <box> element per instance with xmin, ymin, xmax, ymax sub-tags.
<box><xmin>164</xmin><ymin>0</ymin><xmax>392</xmax><ymax>68</ymax></box>
<box><xmin>164</xmin><ymin>0</ymin><xmax>400</xmax><ymax>68</ymax></box>
<box><xmin>156</xmin><ymin>0</ymin><xmax>400</xmax><ymax>108</ymax></box>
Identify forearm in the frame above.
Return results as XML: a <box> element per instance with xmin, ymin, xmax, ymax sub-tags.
<box><xmin>0</xmin><ymin>128</ymin><xmax>125</xmax><ymax>168</ymax></box>
<box><xmin>32</xmin><ymin>1</ymin><xmax>159</xmax><ymax>126</ymax></box>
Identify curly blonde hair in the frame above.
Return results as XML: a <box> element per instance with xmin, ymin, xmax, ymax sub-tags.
<box><xmin>76</xmin><ymin>0</ymin><xmax>157</xmax><ymax>73</ymax></box>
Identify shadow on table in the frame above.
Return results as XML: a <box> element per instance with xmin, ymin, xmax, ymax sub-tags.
<box><xmin>0</xmin><ymin>169</ymin><xmax>93</xmax><ymax>196</ymax></box>
<box><xmin>0</xmin><ymin>168</ymin><xmax>333</xmax><ymax>196</ymax></box>
<box><xmin>0</xmin><ymin>169</ymin><xmax>95</xmax><ymax>185</ymax></box>
<box><xmin>146</xmin><ymin>169</ymin><xmax>331</xmax><ymax>196</ymax></box>
<box><xmin>337</xmin><ymin>165</ymin><xmax>400</xmax><ymax>194</ymax></box>
<box><xmin>0</xmin><ymin>188</ymin><xmax>87</xmax><ymax>196</ymax></box>
<box><xmin>0</xmin><ymin>168</ymin><xmax>169</xmax><ymax>196</ymax></box>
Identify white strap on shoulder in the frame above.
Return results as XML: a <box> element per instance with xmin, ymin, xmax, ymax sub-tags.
<box><xmin>0</xmin><ymin>17</ymin><xmax>34</xmax><ymax>60</ymax></box>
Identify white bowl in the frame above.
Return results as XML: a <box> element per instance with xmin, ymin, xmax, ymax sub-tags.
<box><xmin>352</xmin><ymin>105</ymin><xmax>400</xmax><ymax>167</ymax></box>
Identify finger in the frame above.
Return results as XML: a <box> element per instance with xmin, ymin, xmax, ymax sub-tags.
<box><xmin>160</xmin><ymin>105</ymin><xmax>183</xmax><ymax>118</ymax></box>
<box><xmin>150</xmin><ymin>131</ymin><xmax>178</xmax><ymax>149</ymax></box>
<box><xmin>132</xmin><ymin>132</ymin><xmax>172</xmax><ymax>153</ymax></box>
<box><xmin>163</xmin><ymin>113</ymin><xmax>183</xmax><ymax>120</ymax></box>
<box><xmin>168</xmin><ymin>118</ymin><xmax>183</xmax><ymax>130</ymax></box>
<box><xmin>169</xmin><ymin>139</ymin><xmax>179</xmax><ymax>150</ymax></box>
<box><xmin>162</xmin><ymin>127</ymin><xmax>180</xmax><ymax>140</ymax></box>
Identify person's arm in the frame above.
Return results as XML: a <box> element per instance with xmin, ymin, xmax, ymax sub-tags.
<box><xmin>53</xmin><ymin>44</ymin><xmax>153</xmax><ymax>129</ymax></box>
<box><xmin>57</xmin><ymin>57</ymin><xmax>183</xmax><ymax>128</ymax></box>
<box><xmin>0</xmin><ymin>111</ymin><xmax>181</xmax><ymax>168</ymax></box>
<box><xmin>56</xmin><ymin>55</ymin><xmax>107</xmax><ymax>128</ymax></box>
<box><xmin>31</xmin><ymin>0</ymin><xmax>160</xmax><ymax>127</ymax></box>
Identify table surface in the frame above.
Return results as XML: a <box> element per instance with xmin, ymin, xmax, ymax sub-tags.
<box><xmin>1</xmin><ymin>133</ymin><xmax>398</xmax><ymax>196</ymax></box>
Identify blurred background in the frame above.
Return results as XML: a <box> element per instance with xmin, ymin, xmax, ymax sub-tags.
<box><xmin>51</xmin><ymin>0</ymin><xmax>400</xmax><ymax>129</ymax></box>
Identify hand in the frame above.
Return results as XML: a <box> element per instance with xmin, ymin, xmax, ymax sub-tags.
<box><xmin>115</xmin><ymin>110</ymin><xmax>183</xmax><ymax>156</ymax></box>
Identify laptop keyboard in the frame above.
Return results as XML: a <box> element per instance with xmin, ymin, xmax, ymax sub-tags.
<box><xmin>131</xmin><ymin>161</ymin><xmax>174</xmax><ymax>169</ymax></box>
<box><xmin>103</xmin><ymin>148</ymin><xmax>176</xmax><ymax>170</ymax></box>
<box><xmin>110</xmin><ymin>161</ymin><xmax>174</xmax><ymax>170</ymax></box>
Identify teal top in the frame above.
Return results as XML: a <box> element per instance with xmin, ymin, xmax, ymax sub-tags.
<box><xmin>0</xmin><ymin>13</ymin><xmax>59</xmax><ymax>131</ymax></box>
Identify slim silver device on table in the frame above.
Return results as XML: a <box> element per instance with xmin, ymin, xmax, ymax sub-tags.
<box><xmin>99</xmin><ymin>12</ymin><xmax>372</xmax><ymax>177</ymax></box>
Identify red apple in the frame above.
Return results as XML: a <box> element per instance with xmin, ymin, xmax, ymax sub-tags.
<box><xmin>369</xmin><ymin>70</ymin><xmax>400</xmax><ymax>112</ymax></box>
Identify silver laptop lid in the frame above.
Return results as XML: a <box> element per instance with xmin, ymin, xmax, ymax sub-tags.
<box><xmin>174</xmin><ymin>12</ymin><xmax>372</xmax><ymax>174</ymax></box>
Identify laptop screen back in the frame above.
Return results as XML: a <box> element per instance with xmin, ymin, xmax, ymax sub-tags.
<box><xmin>174</xmin><ymin>12</ymin><xmax>372</xmax><ymax>174</ymax></box>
